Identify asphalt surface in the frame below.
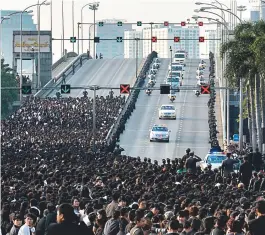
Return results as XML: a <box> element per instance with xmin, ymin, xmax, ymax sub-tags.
<box><xmin>52</xmin><ymin>57</ymin><xmax>77</xmax><ymax>78</ymax></box>
<box><xmin>119</xmin><ymin>59</ymin><xmax>210</xmax><ymax>162</ymax></box>
<box><xmin>48</xmin><ymin>58</ymin><xmax>143</xmax><ymax>98</ymax></box>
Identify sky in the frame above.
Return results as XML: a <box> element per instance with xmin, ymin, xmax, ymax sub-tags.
<box><xmin>0</xmin><ymin>0</ymin><xmax>255</xmax><ymax>62</ymax></box>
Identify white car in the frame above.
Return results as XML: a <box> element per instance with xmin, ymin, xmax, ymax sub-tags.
<box><xmin>150</xmin><ymin>124</ymin><xmax>170</xmax><ymax>142</ymax></box>
<box><xmin>196</xmin><ymin>69</ymin><xmax>204</xmax><ymax>76</ymax></box>
<box><xmin>197</xmin><ymin>78</ymin><xmax>207</xmax><ymax>86</ymax></box>
<box><xmin>200</xmin><ymin>152</ymin><xmax>227</xmax><ymax>170</ymax></box>
<box><xmin>158</xmin><ymin>104</ymin><xmax>176</xmax><ymax>120</ymax></box>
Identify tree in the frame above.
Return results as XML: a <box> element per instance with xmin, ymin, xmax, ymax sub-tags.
<box><xmin>1</xmin><ymin>58</ymin><xmax>18</xmax><ymax>118</ymax></box>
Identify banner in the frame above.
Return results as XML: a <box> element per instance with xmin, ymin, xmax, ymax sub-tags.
<box><xmin>14</xmin><ymin>35</ymin><xmax>51</xmax><ymax>53</ymax></box>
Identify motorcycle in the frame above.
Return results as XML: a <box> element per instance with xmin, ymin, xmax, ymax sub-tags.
<box><xmin>148</xmin><ymin>80</ymin><xmax>155</xmax><ymax>87</ymax></box>
<box><xmin>145</xmin><ymin>89</ymin><xmax>152</xmax><ymax>96</ymax></box>
<box><xmin>195</xmin><ymin>90</ymin><xmax>200</xmax><ymax>97</ymax></box>
<box><xmin>170</xmin><ymin>96</ymin><xmax>176</xmax><ymax>102</ymax></box>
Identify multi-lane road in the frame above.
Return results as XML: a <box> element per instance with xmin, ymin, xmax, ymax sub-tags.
<box><xmin>119</xmin><ymin>59</ymin><xmax>210</xmax><ymax>161</ymax></box>
<box><xmin>48</xmin><ymin>58</ymin><xmax>144</xmax><ymax>98</ymax></box>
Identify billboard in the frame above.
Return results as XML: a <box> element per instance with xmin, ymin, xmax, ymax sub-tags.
<box><xmin>14</xmin><ymin>35</ymin><xmax>51</xmax><ymax>53</ymax></box>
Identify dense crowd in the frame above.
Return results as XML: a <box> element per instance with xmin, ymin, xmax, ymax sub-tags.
<box><xmin>2</xmin><ymin>52</ymin><xmax>265</xmax><ymax>234</ymax></box>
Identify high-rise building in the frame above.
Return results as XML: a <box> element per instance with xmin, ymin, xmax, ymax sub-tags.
<box><xmin>124</xmin><ymin>30</ymin><xmax>143</xmax><ymax>59</ymax></box>
<box><xmin>201</xmin><ymin>30</ymin><xmax>216</xmax><ymax>57</ymax></box>
<box><xmin>248</xmin><ymin>0</ymin><xmax>265</xmax><ymax>21</ymax></box>
<box><xmin>142</xmin><ymin>25</ymin><xmax>200</xmax><ymax>58</ymax></box>
<box><xmin>0</xmin><ymin>10</ymin><xmax>37</xmax><ymax>71</ymax></box>
<box><xmin>94</xmin><ymin>19</ymin><xmax>132</xmax><ymax>58</ymax></box>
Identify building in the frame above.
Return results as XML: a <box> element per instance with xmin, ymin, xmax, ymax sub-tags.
<box><xmin>94</xmin><ymin>19</ymin><xmax>132</xmax><ymax>58</ymax></box>
<box><xmin>201</xmin><ymin>30</ymin><xmax>217</xmax><ymax>57</ymax></box>
<box><xmin>0</xmin><ymin>10</ymin><xmax>37</xmax><ymax>72</ymax></box>
<box><xmin>249</xmin><ymin>0</ymin><xmax>265</xmax><ymax>21</ymax></box>
<box><xmin>142</xmin><ymin>24</ymin><xmax>200</xmax><ymax>58</ymax></box>
<box><xmin>124</xmin><ymin>30</ymin><xmax>143</xmax><ymax>59</ymax></box>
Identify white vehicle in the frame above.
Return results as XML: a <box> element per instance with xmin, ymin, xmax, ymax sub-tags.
<box><xmin>166</xmin><ymin>77</ymin><xmax>180</xmax><ymax>90</ymax></box>
<box><xmin>154</xmin><ymin>58</ymin><xmax>160</xmax><ymax>64</ymax></box>
<box><xmin>196</xmin><ymin>69</ymin><xmax>204</xmax><ymax>76</ymax></box>
<box><xmin>149</xmin><ymin>124</ymin><xmax>170</xmax><ymax>142</ymax></box>
<box><xmin>200</xmin><ymin>152</ymin><xmax>227</xmax><ymax>170</ymax></box>
<box><xmin>173</xmin><ymin>52</ymin><xmax>186</xmax><ymax>64</ymax></box>
<box><xmin>148</xmin><ymin>76</ymin><xmax>156</xmax><ymax>84</ymax></box>
<box><xmin>168</xmin><ymin>64</ymin><xmax>184</xmax><ymax>71</ymax></box>
<box><xmin>158</xmin><ymin>104</ymin><xmax>176</xmax><ymax>119</ymax></box>
<box><xmin>197</xmin><ymin>77</ymin><xmax>207</xmax><ymax>86</ymax></box>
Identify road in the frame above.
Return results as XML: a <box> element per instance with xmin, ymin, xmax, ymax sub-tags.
<box><xmin>119</xmin><ymin>59</ymin><xmax>210</xmax><ymax>162</ymax></box>
<box><xmin>48</xmin><ymin>58</ymin><xmax>144</xmax><ymax>98</ymax></box>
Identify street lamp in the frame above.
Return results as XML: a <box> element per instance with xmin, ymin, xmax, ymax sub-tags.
<box><xmin>37</xmin><ymin>1</ymin><xmax>50</xmax><ymax>92</ymax></box>
<box><xmin>1</xmin><ymin>16</ymin><xmax>11</xmax><ymax>23</ymax></box>
<box><xmin>89</xmin><ymin>2</ymin><xmax>100</xmax><ymax>59</ymax></box>
<box><xmin>19</xmin><ymin>3</ymin><xmax>48</xmax><ymax>102</ymax></box>
<box><xmin>237</xmin><ymin>5</ymin><xmax>247</xmax><ymax>20</ymax></box>
<box><xmin>169</xmin><ymin>46</ymin><xmax>172</xmax><ymax>89</ymax></box>
<box><xmin>81</xmin><ymin>3</ymin><xmax>93</xmax><ymax>54</ymax></box>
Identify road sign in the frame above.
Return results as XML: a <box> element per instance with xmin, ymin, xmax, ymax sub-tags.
<box><xmin>22</xmin><ymin>85</ymin><xmax>32</xmax><ymax>95</ymax></box>
<box><xmin>198</xmin><ymin>21</ymin><xmax>203</xmax><ymax>26</ymax></box>
<box><xmin>174</xmin><ymin>37</ymin><xmax>180</xmax><ymax>42</ymax></box>
<box><xmin>98</xmin><ymin>21</ymin><xmax>104</xmax><ymax>26</ymax></box>
<box><xmin>160</xmin><ymin>84</ymin><xmax>170</xmax><ymax>94</ymax></box>
<box><xmin>137</xmin><ymin>21</ymin><xmax>142</xmax><ymax>26</ymax></box>
<box><xmin>164</xmin><ymin>21</ymin><xmax>169</xmax><ymax>26</ymax></box>
<box><xmin>181</xmin><ymin>21</ymin><xmax>186</xmax><ymax>26</ymax></box>
<box><xmin>94</xmin><ymin>37</ymin><xmax>100</xmax><ymax>43</ymax></box>
<box><xmin>201</xmin><ymin>85</ymin><xmax>210</xmax><ymax>94</ymax></box>
<box><xmin>116</xmin><ymin>37</ymin><xmax>123</xmax><ymax>42</ymax></box>
<box><xmin>233</xmin><ymin>134</ymin><xmax>239</xmax><ymax>142</ymax></box>
<box><xmin>151</xmin><ymin>36</ymin><xmax>157</xmax><ymax>42</ymax></box>
<box><xmin>120</xmin><ymin>84</ymin><xmax>130</xmax><ymax>94</ymax></box>
<box><xmin>199</xmin><ymin>36</ymin><xmax>205</xmax><ymax>42</ymax></box>
<box><xmin>70</xmin><ymin>37</ymin><xmax>76</xmax><ymax>43</ymax></box>
<box><xmin>117</xmin><ymin>21</ymin><xmax>123</xmax><ymax>26</ymax></box>
<box><xmin>61</xmin><ymin>84</ymin><xmax>71</xmax><ymax>94</ymax></box>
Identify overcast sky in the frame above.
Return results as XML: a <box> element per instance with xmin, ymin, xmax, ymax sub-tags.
<box><xmin>1</xmin><ymin>0</ymin><xmax>254</xmax><ymax>61</ymax></box>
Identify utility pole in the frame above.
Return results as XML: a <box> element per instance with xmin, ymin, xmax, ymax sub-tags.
<box><xmin>135</xmin><ymin>38</ymin><xmax>140</xmax><ymax>78</ymax></box>
<box><xmin>170</xmin><ymin>46</ymin><xmax>172</xmax><ymax>88</ymax></box>
<box><xmin>239</xmin><ymin>77</ymin><xmax>244</xmax><ymax>150</ymax></box>
<box><xmin>88</xmin><ymin>2</ymin><xmax>99</xmax><ymax>59</ymax></box>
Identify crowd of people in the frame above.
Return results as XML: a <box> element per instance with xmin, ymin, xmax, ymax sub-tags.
<box><xmin>2</xmin><ymin>51</ymin><xmax>265</xmax><ymax>235</ymax></box>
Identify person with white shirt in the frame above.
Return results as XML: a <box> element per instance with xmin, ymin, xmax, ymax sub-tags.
<box><xmin>18</xmin><ymin>214</ymin><xmax>36</xmax><ymax>235</ymax></box>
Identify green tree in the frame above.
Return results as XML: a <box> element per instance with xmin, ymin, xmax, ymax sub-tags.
<box><xmin>1</xmin><ymin>58</ymin><xmax>18</xmax><ymax>118</ymax></box>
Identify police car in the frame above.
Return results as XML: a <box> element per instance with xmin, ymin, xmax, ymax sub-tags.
<box><xmin>149</xmin><ymin>124</ymin><xmax>170</xmax><ymax>142</ymax></box>
<box><xmin>158</xmin><ymin>104</ymin><xmax>176</xmax><ymax>120</ymax></box>
<box><xmin>200</xmin><ymin>152</ymin><xmax>227</xmax><ymax>170</ymax></box>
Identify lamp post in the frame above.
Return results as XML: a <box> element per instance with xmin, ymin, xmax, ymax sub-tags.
<box><xmin>169</xmin><ymin>46</ymin><xmax>172</xmax><ymax>88</ymax></box>
<box><xmin>88</xmin><ymin>2</ymin><xmax>100</xmax><ymax>59</ymax></box>
<box><xmin>237</xmin><ymin>5</ymin><xmax>246</xmax><ymax>151</ymax></box>
<box><xmin>135</xmin><ymin>38</ymin><xmax>140</xmax><ymax>78</ymax></box>
<box><xmin>20</xmin><ymin>4</ymin><xmax>43</xmax><ymax>102</ymax></box>
<box><xmin>88</xmin><ymin>24</ymin><xmax>94</xmax><ymax>54</ymax></box>
<box><xmin>81</xmin><ymin>3</ymin><xmax>92</xmax><ymax>54</ymax></box>
<box><xmin>37</xmin><ymin>0</ymin><xmax>50</xmax><ymax>92</ymax></box>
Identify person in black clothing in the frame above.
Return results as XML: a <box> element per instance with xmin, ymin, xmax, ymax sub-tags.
<box><xmin>185</xmin><ymin>152</ymin><xmax>202</xmax><ymax>174</ymax></box>
<box><xmin>46</xmin><ymin>204</ymin><xmax>86</xmax><ymax>235</ymax></box>
<box><xmin>195</xmin><ymin>217</ymin><xmax>215</xmax><ymax>235</ymax></box>
<box><xmin>253</xmin><ymin>148</ymin><xmax>263</xmax><ymax>172</ymax></box>
<box><xmin>248</xmin><ymin>200</ymin><xmax>265</xmax><ymax>235</ymax></box>
<box><xmin>211</xmin><ymin>216</ymin><xmax>226</xmax><ymax>235</ymax></box>
<box><xmin>253</xmin><ymin>173</ymin><xmax>264</xmax><ymax>192</ymax></box>
<box><xmin>249</xmin><ymin>172</ymin><xmax>258</xmax><ymax>191</ymax></box>
<box><xmin>221</xmin><ymin>153</ymin><xmax>239</xmax><ymax>177</ymax></box>
<box><xmin>239</xmin><ymin>156</ymin><xmax>253</xmax><ymax>188</ymax></box>
<box><xmin>247</xmin><ymin>148</ymin><xmax>254</xmax><ymax>166</ymax></box>
<box><xmin>166</xmin><ymin>220</ymin><xmax>180</xmax><ymax>235</ymax></box>
<box><xmin>182</xmin><ymin>149</ymin><xmax>191</xmax><ymax>163</ymax></box>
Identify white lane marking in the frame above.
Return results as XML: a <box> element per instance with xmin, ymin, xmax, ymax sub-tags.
<box><xmin>182</xmin><ymin>130</ymin><xmax>209</xmax><ymax>133</ymax></box>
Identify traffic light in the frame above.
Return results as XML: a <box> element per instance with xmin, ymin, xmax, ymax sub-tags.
<box><xmin>174</xmin><ymin>37</ymin><xmax>180</xmax><ymax>42</ymax></box>
<box><xmin>181</xmin><ymin>21</ymin><xmax>186</xmax><ymax>26</ymax></box>
<box><xmin>137</xmin><ymin>21</ymin><xmax>142</xmax><ymax>26</ymax></box>
<box><xmin>120</xmin><ymin>84</ymin><xmax>130</xmax><ymax>94</ymax></box>
<box><xmin>199</xmin><ymin>36</ymin><xmax>205</xmax><ymax>42</ymax></box>
<box><xmin>94</xmin><ymin>37</ymin><xmax>100</xmax><ymax>43</ymax></box>
<box><xmin>160</xmin><ymin>84</ymin><xmax>170</xmax><ymax>94</ymax></box>
<box><xmin>61</xmin><ymin>84</ymin><xmax>71</xmax><ymax>94</ymax></box>
<box><xmin>22</xmin><ymin>85</ymin><xmax>32</xmax><ymax>95</ymax></box>
<box><xmin>151</xmin><ymin>36</ymin><xmax>157</xmax><ymax>42</ymax></box>
<box><xmin>116</xmin><ymin>37</ymin><xmax>123</xmax><ymax>42</ymax></box>
<box><xmin>98</xmin><ymin>21</ymin><xmax>104</xmax><ymax>27</ymax></box>
<box><xmin>198</xmin><ymin>21</ymin><xmax>203</xmax><ymax>26</ymax></box>
<box><xmin>117</xmin><ymin>21</ymin><xmax>123</xmax><ymax>26</ymax></box>
<box><xmin>164</xmin><ymin>21</ymin><xmax>169</xmax><ymax>26</ymax></box>
<box><xmin>70</xmin><ymin>37</ymin><xmax>76</xmax><ymax>43</ymax></box>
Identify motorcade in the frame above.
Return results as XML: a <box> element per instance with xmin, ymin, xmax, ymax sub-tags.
<box><xmin>149</xmin><ymin>124</ymin><xmax>171</xmax><ymax>142</ymax></box>
<box><xmin>158</xmin><ymin>104</ymin><xmax>176</xmax><ymax>119</ymax></box>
